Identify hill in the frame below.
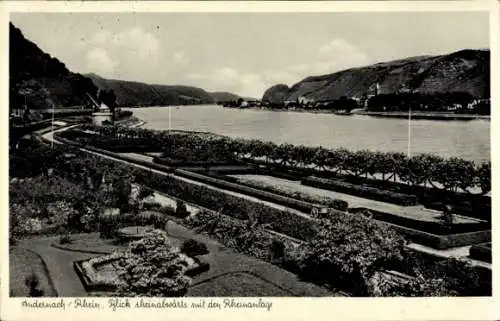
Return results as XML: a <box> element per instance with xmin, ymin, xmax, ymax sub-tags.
<box><xmin>209</xmin><ymin>91</ymin><xmax>242</xmax><ymax>103</ymax></box>
<box><xmin>209</xmin><ymin>91</ymin><xmax>257</xmax><ymax>102</ymax></box>
<box><xmin>262</xmin><ymin>49</ymin><xmax>490</xmax><ymax>103</ymax></box>
<box><xmin>9</xmin><ymin>23</ymin><xmax>98</xmax><ymax>110</ymax></box>
<box><xmin>86</xmin><ymin>73</ymin><xmax>215</xmax><ymax>107</ymax></box>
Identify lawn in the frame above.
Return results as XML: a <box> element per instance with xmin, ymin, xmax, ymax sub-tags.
<box><xmin>188</xmin><ymin>272</ymin><xmax>293</xmax><ymax>296</ymax></box>
<box><xmin>9</xmin><ymin>247</ymin><xmax>57</xmax><ymax>297</ymax></box>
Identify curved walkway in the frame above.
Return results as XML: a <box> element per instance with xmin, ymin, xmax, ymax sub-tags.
<box><xmin>16</xmin><ymin>236</ymin><xmax>96</xmax><ymax>297</ymax></box>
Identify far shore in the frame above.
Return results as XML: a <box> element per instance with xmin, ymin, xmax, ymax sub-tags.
<box><xmin>218</xmin><ymin>106</ymin><xmax>490</xmax><ymax>121</ymax></box>
<box><xmin>355</xmin><ymin>110</ymin><xmax>490</xmax><ymax>121</ymax></box>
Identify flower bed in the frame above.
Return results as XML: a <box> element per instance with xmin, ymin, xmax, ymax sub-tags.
<box><xmin>74</xmin><ymin>248</ymin><xmax>209</xmax><ymax>293</ymax></box>
<box><xmin>74</xmin><ymin>252</ymin><xmax>124</xmax><ymax>292</ymax></box>
<box><xmin>302</xmin><ymin>176</ymin><xmax>418</xmax><ymax>206</ymax></box>
<box><xmin>217</xmin><ymin>173</ymin><xmax>349</xmax><ymax>212</ymax></box>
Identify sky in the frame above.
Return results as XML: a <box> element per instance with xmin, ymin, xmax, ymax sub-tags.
<box><xmin>10</xmin><ymin>12</ymin><xmax>489</xmax><ymax>98</ymax></box>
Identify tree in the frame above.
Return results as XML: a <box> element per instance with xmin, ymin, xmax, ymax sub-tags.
<box><xmin>98</xmin><ymin>89</ymin><xmax>117</xmax><ymax>122</ymax></box>
<box><xmin>115</xmin><ymin>230</ymin><xmax>192</xmax><ymax>296</ymax></box>
<box><xmin>296</xmin><ymin>215</ymin><xmax>406</xmax><ymax>295</ymax></box>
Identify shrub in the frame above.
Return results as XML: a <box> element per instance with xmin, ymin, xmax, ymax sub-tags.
<box><xmin>99</xmin><ymin>216</ymin><xmax>120</xmax><ymax>239</ymax></box>
<box><xmin>142</xmin><ymin>202</ymin><xmax>162</xmax><ymax>210</ymax></box>
<box><xmin>294</xmin><ymin>215</ymin><xmax>407</xmax><ymax>296</ymax></box>
<box><xmin>151</xmin><ymin>214</ymin><xmax>167</xmax><ymax>230</ymax></box>
<box><xmin>269</xmin><ymin>239</ymin><xmax>286</xmax><ymax>261</ymax></box>
<box><xmin>181</xmin><ymin>239</ymin><xmax>209</xmax><ymax>257</ymax></box>
<box><xmin>115</xmin><ymin>230</ymin><xmax>192</xmax><ymax>297</ymax></box>
<box><xmin>175</xmin><ymin>200</ymin><xmax>190</xmax><ymax>218</ymax></box>
<box><xmin>25</xmin><ymin>273</ymin><xmax>44</xmax><ymax>297</ymax></box>
<box><xmin>59</xmin><ymin>234</ymin><xmax>73</xmax><ymax>245</ymax></box>
<box><xmin>329</xmin><ymin>199</ymin><xmax>349</xmax><ymax>212</ymax></box>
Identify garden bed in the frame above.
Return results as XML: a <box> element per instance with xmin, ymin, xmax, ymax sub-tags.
<box><xmin>213</xmin><ymin>173</ymin><xmax>348</xmax><ymax>211</ymax></box>
<box><xmin>382</xmin><ymin>222</ymin><xmax>491</xmax><ymax>249</ymax></box>
<box><xmin>174</xmin><ymin>169</ymin><xmax>317</xmax><ymax>214</ymax></box>
<box><xmin>348</xmin><ymin>208</ymin><xmax>490</xmax><ymax>235</ymax></box>
<box><xmin>74</xmin><ymin>253</ymin><xmax>209</xmax><ymax>293</ymax></box>
<box><xmin>302</xmin><ymin>176</ymin><xmax>418</xmax><ymax>206</ymax></box>
<box><xmin>247</xmin><ymin>159</ymin><xmax>491</xmax><ymax>221</ymax></box>
<box><xmin>154</xmin><ymin>156</ymin><xmax>244</xmax><ymax>168</ymax></box>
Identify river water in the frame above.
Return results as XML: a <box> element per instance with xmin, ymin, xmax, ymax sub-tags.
<box><xmin>127</xmin><ymin>105</ymin><xmax>490</xmax><ymax>163</ymax></box>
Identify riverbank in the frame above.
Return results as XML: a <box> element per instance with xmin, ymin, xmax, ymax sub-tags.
<box><xmin>223</xmin><ymin>106</ymin><xmax>490</xmax><ymax>120</ymax></box>
<box><xmin>354</xmin><ymin>110</ymin><xmax>490</xmax><ymax>121</ymax></box>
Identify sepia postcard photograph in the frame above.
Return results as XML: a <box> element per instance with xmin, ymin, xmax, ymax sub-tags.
<box><xmin>1</xmin><ymin>1</ymin><xmax>499</xmax><ymax>320</ymax></box>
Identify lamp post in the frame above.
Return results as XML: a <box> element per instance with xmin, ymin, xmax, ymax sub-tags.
<box><xmin>407</xmin><ymin>105</ymin><xmax>411</xmax><ymax>158</ymax></box>
<box><xmin>51</xmin><ymin>101</ymin><xmax>55</xmax><ymax>149</ymax></box>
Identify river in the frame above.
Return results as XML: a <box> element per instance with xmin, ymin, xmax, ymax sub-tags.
<box><xmin>126</xmin><ymin>105</ymin><xmax>490</xmax><ymax>163</ymax></box>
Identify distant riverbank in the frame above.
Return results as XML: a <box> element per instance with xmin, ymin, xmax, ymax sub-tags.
<box><xmin>222</xmin><ymin>106</ymin><xmax>490</xmax><ymax>120</ymax></box>
<box><xmin>355</xmin><ymin>111</ymin><xmax>490</xmax><ymax>121</ymax></box>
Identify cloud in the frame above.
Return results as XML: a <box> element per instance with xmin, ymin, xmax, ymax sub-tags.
<box><xmin>210</xmin><ymin>67</ymin><xmax>240</xmax><ymax>89</ymax></box>
<box><xmin>241</xmin><ymin>73</ymin><xmax>266</xmax><ymax>98</ymax></box>
<box><xmin>111</xmin><ymin>27</ymin><xmax>160</xmax><ymax>64</ymax></box>
<box><xmin>85</xmin><ymin>47</ymin><xmax>117</xmax><ymax>76</ymax></box>
<box><xmin>317</xmin><ymin>39</ymin><xmax>369</xmax><ymax>68</ymax></box>
<box><xmin>81</xmin><ymin>27</ymin><xmax>161</xmax><ymax>80</ymax></box>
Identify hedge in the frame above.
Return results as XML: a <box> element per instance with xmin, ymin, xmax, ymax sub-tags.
<box><xmin>132</xmin><ymin>170</ymin><xmax>318</xmax><ymax>241</ymax></box>
<box><xmin>348</xmin><ymin>208</ymin><xmax>490</xmax><ymax>235</ymax></box>
<box><xmin>469</xmin><ymin>243</ymin><xmax>492</xmax><ymax>263</ymax></box>
<box><xmin>302</xmin><ymin>176</ymin><xmax>418</xmax><ymax>206</ymax></box>
<box><xmin>382</xmin><ymin>222</ymin><xmax>491</xmax><ymax>249</ymax></box>
<box><xmin>208</xmin><ymin>171</ymin><xmax>349</xmax><ymax>212</ymax></box>
<box><xmin>154</xmin><ymin>156</ymin><xmax>243</xmax><ymax>168</ymax></box>
<box><xmin>174</xmin><ymin>169</ymin><xmax>318</xmax><ymax>214</ymax></box>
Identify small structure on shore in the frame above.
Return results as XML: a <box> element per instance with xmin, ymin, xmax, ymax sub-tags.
<box><xmin>92</xmin><ymin>102</ymin><xmax>113</xmax><ymax>126</ymax></box>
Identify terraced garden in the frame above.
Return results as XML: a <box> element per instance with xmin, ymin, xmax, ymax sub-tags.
<box><xmin>9</xmin><ymin>125</ymin><xmax>492</xmax><ymax>298</ymax></box>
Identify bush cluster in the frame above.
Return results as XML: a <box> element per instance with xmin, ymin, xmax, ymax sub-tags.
<box><xmin>181</xmin><ymin>239</ymin><xmax>209</xmax><ymax>257</ymax></box>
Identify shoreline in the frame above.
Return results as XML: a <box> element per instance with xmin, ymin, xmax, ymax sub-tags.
<box><xmin>355</xmin><ymin>111</ymin><xmax>490</xmax><ymax>121</ymax></box>
<box><xmin>221</xmin><ymin>106</ymin><xmax>490</xmax><ymax>121</ymax></box>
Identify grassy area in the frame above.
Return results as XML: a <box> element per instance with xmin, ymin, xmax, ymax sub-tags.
<box><xmin>50</xmin><ymin>233</ymin><xmax>126</xmax><ymax>254</ymax></box>
<box><xmin>188</xmin><ymin>272</ymin><xmax>293</xmax><ymax>296</ymax></box>
<box><xmin>9</xmin><ymin>247</ymin><xmax>56</xmax><ymax>297</ymax></box>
